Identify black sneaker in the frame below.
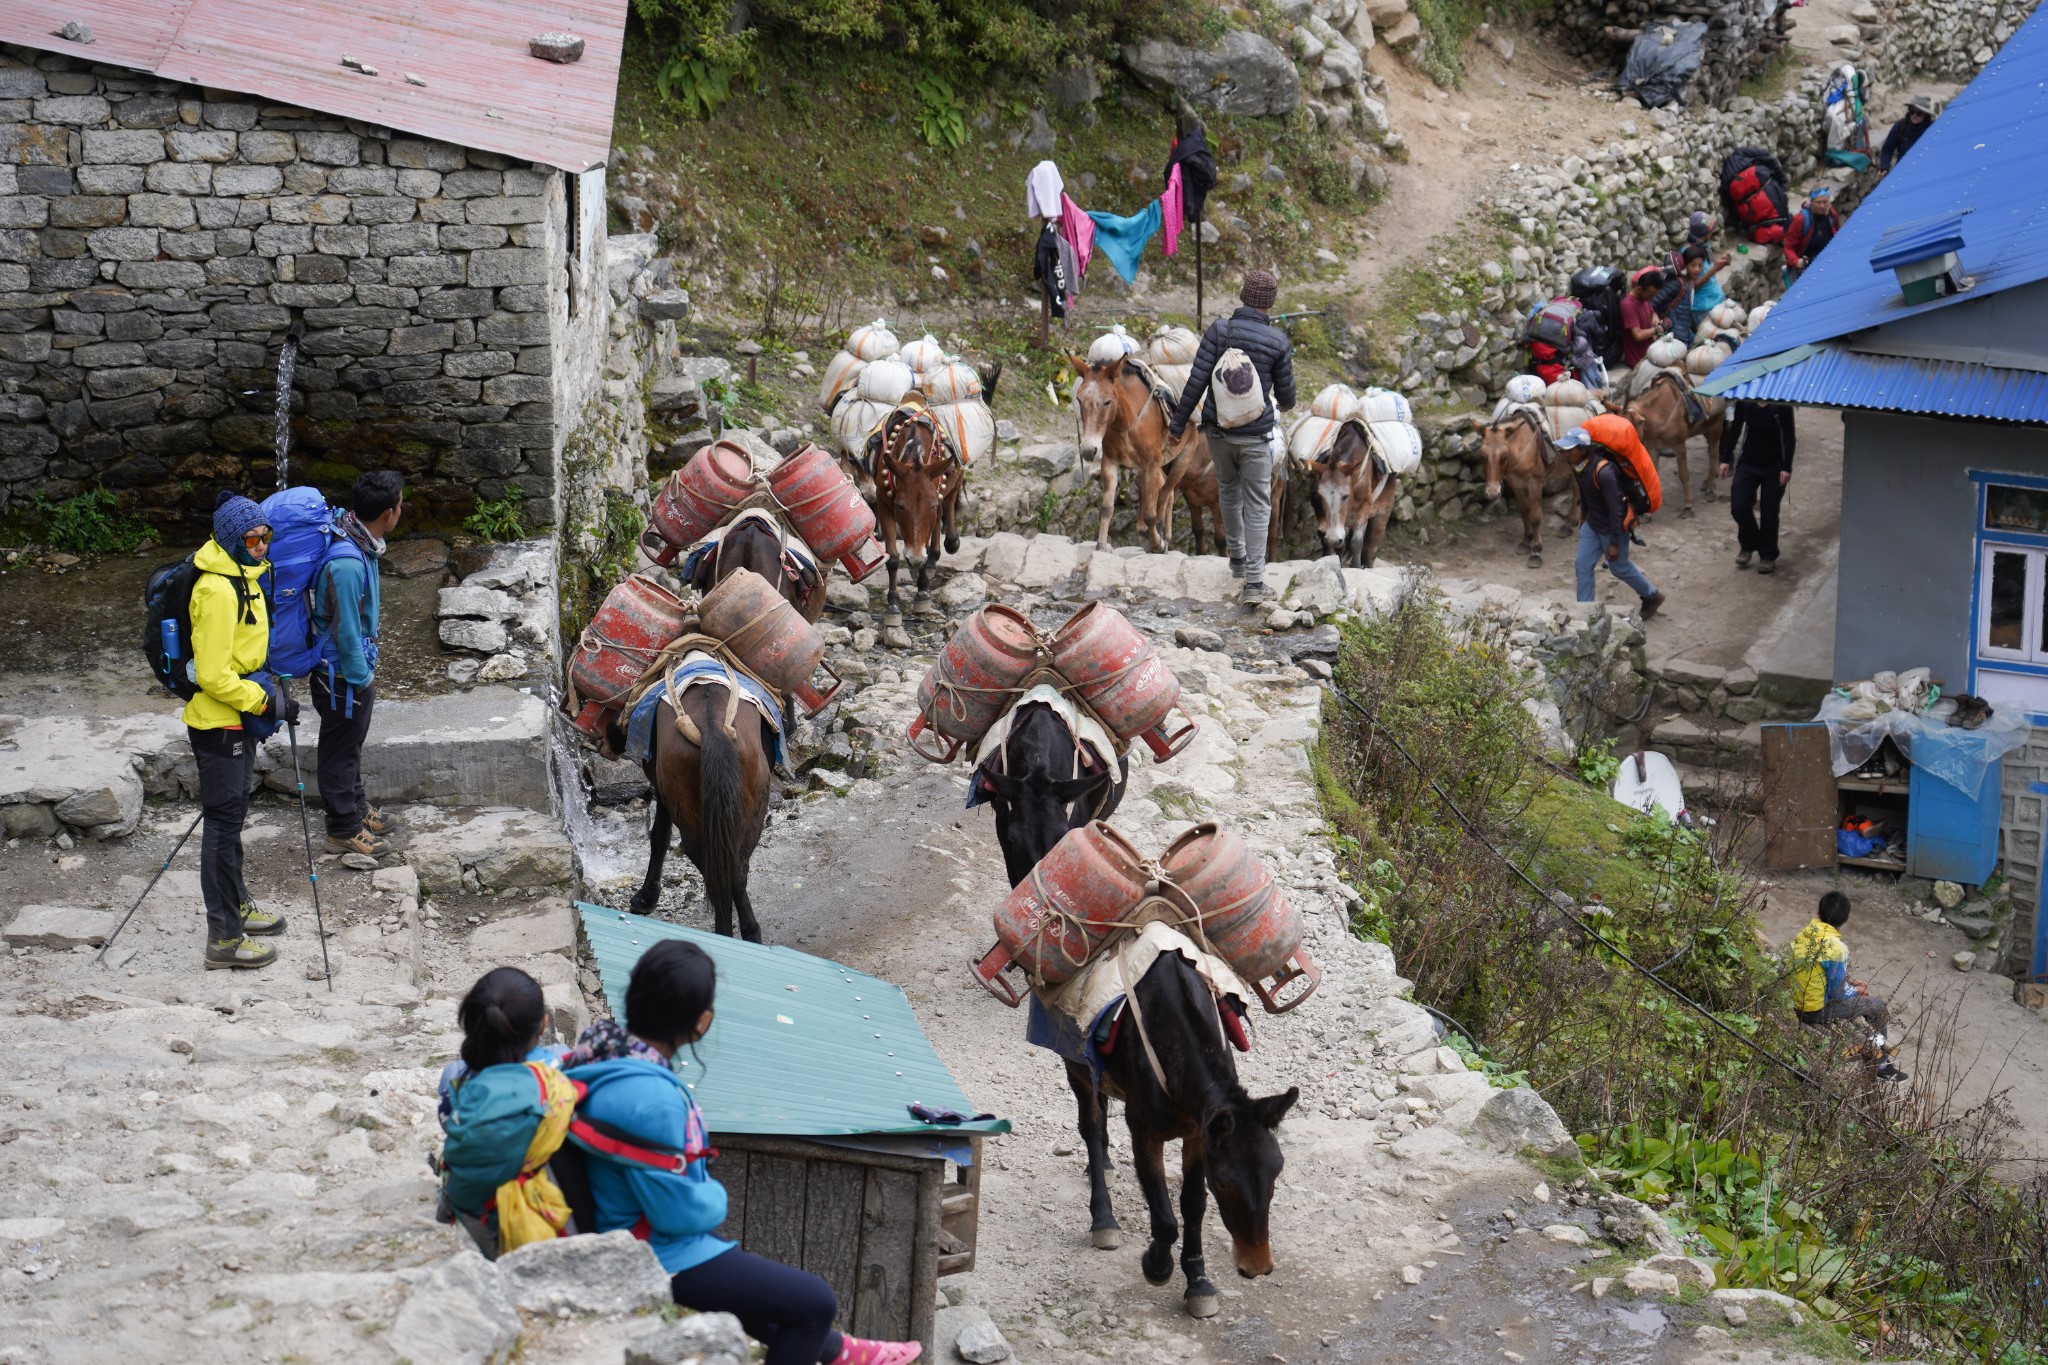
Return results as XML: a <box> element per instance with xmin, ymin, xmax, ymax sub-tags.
<box><xmin>1757</xmin><ymin>560</ymin><xmax>1777</xmax><ymax>575</ymax></box>
<box><xmin>1736</xmin><ymin>551</ymin><xmax>1753</xmax><ymax>569</ymax></box>
<box><xmin>1875</xmin><ymin>1061</ymin><xmax>1908</xmax><ymax>1083</ymax></box>
<box><xmin>1639</xmin><ymin>591</ymin><xmax>1667</xmax><ymax>621</ymax></box>
<box><xmin>1240</xmin><ymin>581</ymin><xmax>1276</xmax><ymax>606</ymax></box>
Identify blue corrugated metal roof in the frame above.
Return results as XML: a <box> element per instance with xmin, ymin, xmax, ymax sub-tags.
<box><xmin>579</xmin><ymin>904</ymin><xmax>1009</xmax><ymax>1138</ymax></box>
<box><xmin>1868</xmin><ymin>210</ymin><xmax>1972</xmax><ymax>273</ymax></box>
<box><xmin>1711</xmin><ymin>345</ymin><xmax>2048</xmax><ymax>420</ymax></box>
<box><xmin>1736</xmin><ymin>7</ymin><xmax>2048</xmax><ymax>373</ymax></box>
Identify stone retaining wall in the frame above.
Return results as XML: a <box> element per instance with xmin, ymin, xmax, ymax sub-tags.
<box><xmin>1863</xmin><ymin>0</ymin><xmax>2043</xmax><ymax>81</ymax></box>
<box><xmin>1548</xmin><ymin>0</ymin><xmax>1792</xmax><ymax>109</ymax></box>
<box><xmin>0</xmin><ymin>46</ymin><xmax>606</xmax><ymax>532</ymax></box>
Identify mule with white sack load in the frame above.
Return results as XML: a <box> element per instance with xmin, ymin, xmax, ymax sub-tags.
<box><xmin>1617</xmin><ymin>345</ymin><xmax>1729</xmax><ymax>518</ymax></box>
<box><xmin>1282</xmin><ymin>384</ymin><xmax>1418</xmax><ymax>568</ymax></box>
<box><xmin>822</xmin><ymin>321</ymin><xmax>1000</xmax><ymax>494</ymax></box>
<box><xmin>1071</xmin><ymin>330</ymin><xmax>1207</xmax><ymax>553</ymax></box>
<box><xmin>1478</xmin><ymin>373</ymin><xmax>1582</xmax><ymax>567</ymax></box>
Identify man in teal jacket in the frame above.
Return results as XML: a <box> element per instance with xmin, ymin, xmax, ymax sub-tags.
<box><xmin>314</xmin><ymin>470</ymin><xmax>403</xmax><ymax>856</ymax></box>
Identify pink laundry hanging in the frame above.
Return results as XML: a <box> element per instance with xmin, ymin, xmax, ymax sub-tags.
<box><xmin>1160</xmin><ymin>163</ymin><xmax>1184</xmax><ymax>257</ymax></box>
<box><xmin>1058</xmin><ymin>191</ymin><xmax>1095</xmax><ymax>289</ymax></box>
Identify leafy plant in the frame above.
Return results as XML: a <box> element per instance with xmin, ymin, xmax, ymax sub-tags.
<box><xmin>34</xmin><ymin>486</ymin><xmax>157</xmax><ymax>555</ymax></box>
<box><xmin>912</xmin><ymin>73</ymin><xmax>968</xmax><ymax>150</ymax></box>
<box><xmin>1576</xmin><ymin>737</ymin><xmax>1621</xmax><ymax>788</ymax></box>
<box><xmin>463</xmin><ymin>488</ymin><xmax>526</xmax><ymax>542</ymax></box>
<box><xmin>656</xmin><ymin>52</ymin><xmax>740</xmax><ymax>120</ymax></box>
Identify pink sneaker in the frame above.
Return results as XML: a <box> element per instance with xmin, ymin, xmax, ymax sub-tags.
<box><xmin>833</xmin><ymin>1337</ymin><xmax>922</xmax><ymax>1365</ymax></box>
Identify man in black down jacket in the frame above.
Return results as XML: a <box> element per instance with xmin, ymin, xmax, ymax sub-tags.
<box><xmin>1168</xmin><ymin>269</ymin><xmax>1297</xmax><ymax>605</ymax></box>
<box><xmin>1718</xmin><ymin>399</ymin><xmax>1797</xmax><ymax>572</ymax></box>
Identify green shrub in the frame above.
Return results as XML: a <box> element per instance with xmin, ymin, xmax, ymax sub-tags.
<box><xmin>912</xmin><ymin>73</ymin><xmax>968</xmax><ymax>149</ymax></box>
<box><xmin>34</xmin><ymin>486</ymin><xmax>157</xmax><ymax>555</ymax></box>
<box><xmin>463</xmin><ymin>488</ymin><xmax>527</xmax><ymax>542</ymax></box>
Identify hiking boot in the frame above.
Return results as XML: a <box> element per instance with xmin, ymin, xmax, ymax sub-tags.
<box><xmin>325</xmin><ymin>829</ymin><xmax>387</xmax><ymax>857</ymax></box>
<box><xmin>1229</xmin><ymin>556</ymin><xmax>1246</xmax><ymax>580</ymax></box>
<box><xmin>239</xmin><ymin>902</ymin><xmax>288</xmax><ymax>936</ymax></box>
<box><xmin>206</xmin><ymin>935</ymin><xmax>279</xmax><ymax>971</ymax></box>
<box><xmin>1736</xmin><ymin>550</ymin><xmax>1753</xmax><ymax>569</ymax></box>
<box><xmin>1757</xmin><ymin>559</ymin><xmax>1777</xmax><ymax>575</ymax></box>
<box><xmin>1639</xmin><ymin>591</ymin><xmax>1667</xmax><ymax>621</ymax></box>
<box><xmin>361</xmin><ymin>807</ymin><xmax>396</xmax><ymax>836</ymax></box>
<box><xmin>1239</xmin><ymin>581</ymin><xmax>1276</xmax><ymax>607</ymax></box>
<box><xmin>1875</xmin><ymin>1060</ymin><xmax>1908</xmax><ymax>1084</ymax></box>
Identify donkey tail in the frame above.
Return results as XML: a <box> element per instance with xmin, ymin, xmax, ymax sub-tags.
<box><xmin>697</xmin><ymin>687</ymin><xmax>749</xmax><ymax>919</ymax></box>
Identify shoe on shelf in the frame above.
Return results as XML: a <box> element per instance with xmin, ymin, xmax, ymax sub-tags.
<box><xmin>832</xmin><ymin>1338</ymin><xmax>922</xmax><ymax>1365</ymax></box>
<box><xmin>239</xmin><ymin>902</ymin><xmax>288</xmax><ymax>936</ymax></box>
<box><xmin>325</xmin><ymin>829</ymin><xmax>387</xmax><ymax>857</ymax></box>
<box><xmin>206</xmin><ymin>935</ymin><xmax>279</xmax><ymax>970</ymax></box>
<box><xmin>361</xmin><ymin>808</ymin><xmax>396</xmax><ymax>835</ymax></box>
<box><xmin>1239</xmin><ymin>581</ymin><xmax>1276</xmax><ymax>606</ymax></box>
<box><xmin>1757</xmin><ymin>559</ymin><xmax>1777</xmax><ymax>575</ymax></box>
<box><xmin>1639</xmin><ymin>591</ymin><xmax>1667</xmax><ymax>621</ymax></box>
<box><xmin>1736</xmin><ymin>550</ymin><xmax>1754</xmax><ymax>569</ymax></box>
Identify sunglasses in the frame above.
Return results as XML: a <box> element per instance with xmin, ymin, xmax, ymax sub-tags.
<box><xmin>243</xmin><ymin>529</ymin><xmax>272</xmax><ymax>550</ymax></box>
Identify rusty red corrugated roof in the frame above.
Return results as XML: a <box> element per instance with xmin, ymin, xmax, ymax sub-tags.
<box><xmin>2</xmin><ymin>0</ymin><xmax>628</xmax><ymax>171</ymax></box>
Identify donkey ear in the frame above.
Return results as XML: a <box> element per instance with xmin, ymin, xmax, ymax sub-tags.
<box><xmin>1204</xmin><ymin>1108</ymin><xmax>1236</xmax><ymax>1145</ymax></box>
<box><xmin>976</xmin><ymin>767</ymin><xmax>1024</xmax><ymax>805</ymax></box>
<box><xmin>1252</xmin><ymin>1087</ymin><xmax>1299</xmax><ymax>1130</ymax></box>
<box><xmin>1048</xmin><ymin>775</ymin><xmax>1103</xmax><ymax>805</ymax></box>
<box><xmin>1067</xmin><ymin>354</ymin><xmax>1092</xmax><ymax>376</ymax></box>
<box><xmin>1103</xmin><ymin>354</ymin><xmax>1126</xmax><ymax>379</ymax></box>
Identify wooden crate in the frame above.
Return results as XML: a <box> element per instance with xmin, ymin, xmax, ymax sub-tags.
<box><xmin>708</xmin><ymin>1133</ymin><xmax>982</xmax><ymax>1355</ymax></box>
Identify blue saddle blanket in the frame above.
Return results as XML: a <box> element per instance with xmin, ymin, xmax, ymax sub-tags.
<box><xmin>623</xmin><ymin>658</ymin><xmax>786</xmax><ymax>770</ymax></box>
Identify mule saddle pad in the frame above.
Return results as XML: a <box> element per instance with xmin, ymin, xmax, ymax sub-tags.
<box><xmin>1043</xmin><ymin>918</ymin><xmax>1250</xmax><ymax>1046</ymax></box>
<box><xmin>972</xmin><ymin>684</ymin><xmax>1120</xmax><ymax>778</ymax></box>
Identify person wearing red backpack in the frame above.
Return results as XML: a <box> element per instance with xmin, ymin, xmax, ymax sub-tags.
<box><xmin>1559</xmin><ymin>425</ymin><xmax>1665</xmax><ymax>620</ymax></box>
<box><xmin>312</xmin><ymin>471</ymin><xmax>404</xmax><ymax>856</ymax></box>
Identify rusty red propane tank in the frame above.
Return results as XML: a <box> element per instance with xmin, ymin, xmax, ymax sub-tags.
<box><xmin>696</xmin><ymin>568</ymin><xmax>841</xmax><ymax>715</ymax></box>
<box><xmin>566</xmin><ymin>574</ymin><xmax>694</xmax><ymax>714</ymax></box>
<box><xmin>973</xmin><ymin>822</ymin><xmax>1149</xmax><ymax>1006</ymax></box>
<box><xmin>906</xmin><ymin>605</ymin><xmax>1044</xmax><ymax>763</ymax></box>
<box><xmin>1160</xmin><ymin>823</ymin><xmax>1320</xmax><ymax>1013</ymax></box>
<box><xmin>768</xmin><ymin>443</ymin><xmax>886</xmax><ymax>582</ymax></box>
<box><xmin>643</xmin><ymin>440</ymin><xmax>757</xmax><ymax>565</ymax></box>
<box><xmin>1051</xmin><ymin>602</ymin><xmax>1197</xmax><ymax>761</ymax></box>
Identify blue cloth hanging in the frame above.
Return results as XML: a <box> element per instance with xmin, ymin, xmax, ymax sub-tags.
<box><xmin>1085</xmin><ymin>201</ymin><xmax>1163</xmax><ymax>283</ymax></box>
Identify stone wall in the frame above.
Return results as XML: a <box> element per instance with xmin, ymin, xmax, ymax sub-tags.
<box><xmin>1550</xmin><ymin>0</ymin><xmax>1793</xmax><ymax>109</ymax></box>
<box><xmin>1860</xmin><ymin>0</ymin><xmax>2043</xmax><ymax>81</ymax></box>
<box><xmin>0</xmin><ymin>45</ymin><xmax>594</xmax><ymax>533</ymax></box>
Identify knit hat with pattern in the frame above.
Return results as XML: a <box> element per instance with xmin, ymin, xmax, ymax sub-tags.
<box><xmin>1239</xmin><ymin>269</ymin><xmax>1278</xmax><ymax>311</ymax></box>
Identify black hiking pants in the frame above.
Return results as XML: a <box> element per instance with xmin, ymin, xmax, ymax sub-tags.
<box><xmin>312</xmin><ymin>675</ymin><xmax>374</xmax><ymax>839</ymax></box>
<box><xmin>1729</xmin><ymin>463</ymin><xmax>1785</xmax><ymax>562</ymax></box>
<box><xmin>189</xmin><ymin>726</ymin><xmax>255</xmax><ymax>943</ymax></box>
<box><xmin>1798</xmin><ymin>995</ymin><xmax>1890</xmax><ymax>1036</ymax></box>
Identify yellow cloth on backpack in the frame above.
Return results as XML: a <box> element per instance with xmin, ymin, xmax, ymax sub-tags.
<box><xmin>494</xmin><ymin>1064</ymin><xmax>578</xmax><ymax>1254</ymax></box>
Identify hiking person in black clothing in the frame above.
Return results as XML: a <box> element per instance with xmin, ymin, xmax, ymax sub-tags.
<box><xmin>1719</xmin><ymin>399</ymin><xmax>1797</xmax><ymax>573</ymax></box>
<box><xmin>1878</xmin><ymin>94</ymin><xmax>1937</xmax><ymax>175</ymax></box>
<box><xmin>1169</xmin><ymin>269</ymin><xmax>1297</xmax><ymax>606</ymax></box>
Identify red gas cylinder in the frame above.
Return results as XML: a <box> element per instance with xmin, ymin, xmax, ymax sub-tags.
<box><xmin>1050</xmin><ymin>603</ymin><xmax>1197</xmax><ymax>761</ymax></box>
<box><xmin>697</xmin><ymin>567</ymin><xmax>840</xmax><ymax>715</ymax></box>
<box><xmin>567</xmin><ymin>574</ymin><xmax>694</xmax><ymax>711</ymax></box>
<box><xmin>769</xmin><ymin>443</ymin><xmax>886</xmax><ymax>583</ymax></box>
<box><xmin>643</xmin><ymin>440</ymin><xmax>757</xmax><ymax>565</ymax></box>
<box><xmin>973</xmin><ymin>822</ymin><xmax>1149</xmax><ymax>1006</ymax></box>
<box><xmin>1159</xmin><ymin>823</ymin><xmax>1320</xmax><ymax>1013</ymax></box>
<box><xmin>907</xmin><ymin>605</ymin><xmax>1044</xmax><ymax>763</ymax></box>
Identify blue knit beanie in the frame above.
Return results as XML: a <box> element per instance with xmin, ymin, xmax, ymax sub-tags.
<box><xmin>212</xmin><ymin>490</ymin><xmax>268</xmax><ymax>565</ymax></box>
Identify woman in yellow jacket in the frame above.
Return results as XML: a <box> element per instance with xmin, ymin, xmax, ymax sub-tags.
<box><xmin>190</xmin><ymin>493</ymin><xmax>298</xmax><ymax>970</ymax></box>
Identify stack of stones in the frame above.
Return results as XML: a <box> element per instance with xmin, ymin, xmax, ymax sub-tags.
<box><xmin>1866</xmin><ymin>0</ymin><xmax>2041</xmax><ymax>80</ymax></box>
<box><xmin>1549</xmin><ymin>0</ymin><xmax>1792</xmax><ymax>108</ymax></box>
<box><xmin>0</xmin><ymin>48</ymin><xmax>575</xmax><ymax>533</ymax></box>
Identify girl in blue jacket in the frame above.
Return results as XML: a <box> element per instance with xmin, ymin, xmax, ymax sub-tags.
<box><xmin>565</xmin><ymin>940</ymin><xmax>921</xmax><ymax>1365</ymax></box>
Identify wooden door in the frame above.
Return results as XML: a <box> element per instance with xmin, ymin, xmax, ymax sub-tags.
<box><xmin>1762</xmin><ymin>723</ymin><xmax>1838</xmax><ymax>870</ymax></box>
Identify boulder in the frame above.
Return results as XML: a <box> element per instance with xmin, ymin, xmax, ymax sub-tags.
<box><xmin>384</xmin><ymin>537</ymin><xmax>450</xmax><ymax>578</ymax></box>
<box><xmin>639</xmin><ymin>287</ymin><xmax>691</xmax><ymax>321</ymax></box>
<box><xmin>4</xmin><ymin>905</ymin><xmax>117</xmax><ymax>949</ymax></box>
<box><xmin>1473</xmin><ymin>1086</ymin><xmax>1575</xmax><ymax>1157</ymax></box>
<box><xmin>624</xmin><ymin>1313</ymin><xmax>751</xmax><ymax>1365</ymax></box>
<box><xmin>408</xmin><ymin>808</ymin><xmax>574</xmax><ymax>893</ymax></box>
<box><xmin>496</xmin><ymin>1229</ymin><xmax>671</xmax><ymax>1315</ymax></box>
<box><xmin>1365</xmin><ymin>0</ymin><xmax>1410</xmax><ymax>25</ymax></box>
<box><xmin>388</xmin><ymin>1251</ymin><xmax>519</xmax><ymax>1365</ymax></box>
<box><xmin>1019</xmin><ymin>442</ymin><xmax>1078</xmax><ymax>477</ymax></box>
<box><xmin>1122</xmin><ymin>30</ymin><xmax>1301</xmax><ymax>118</ymax></box>
<box><xmin>467</xmin><ymin>900</ymin><xmax>578</xmax><ymax>960</ymax></box>
<box><xmin>1284</xmin><ymin>556</ymin><xmax>1346</xmax><ymax>613</ymax></box>
<box><xmin>1600</xmin><ymin>1195</ymin><xmax>1684</xmax><ymax>1256</ymax></box>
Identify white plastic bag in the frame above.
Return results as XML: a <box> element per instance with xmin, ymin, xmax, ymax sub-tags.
<box><xmin>849</xmin><ymin>319</ymin><xmax>900</xmax><ymax>362</ymax></box>
<box><xmin>858</xmin><ymin>358</ymin><xmax>914</xmax><ymax>405</ymax></box>
<box><xmin>818</xmin><ymin>349</ymin><xmax>866</xmax><ymax>412</ymax></box>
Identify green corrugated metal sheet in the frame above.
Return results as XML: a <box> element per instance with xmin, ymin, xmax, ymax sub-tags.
<box><xmin>578</xmin><ymin>904</ymin><xmax>1009</xmax><ymax>1138</ymax></box>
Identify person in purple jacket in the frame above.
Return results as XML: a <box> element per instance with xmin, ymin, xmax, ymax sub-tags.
<box><xmin>566</xmin><ymin>940</ymin><xmax>922</xmax><ymax>1365</ymax></box>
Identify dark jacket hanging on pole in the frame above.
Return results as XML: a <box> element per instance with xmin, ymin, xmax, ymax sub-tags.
<box><xmin>1164</xmin><ymin>124</ymin><xmax>1218</xmax><ymax>221</ymax></box>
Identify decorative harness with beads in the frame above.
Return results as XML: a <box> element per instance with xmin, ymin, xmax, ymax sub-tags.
<box><xmin>868</xmin><ymin>395</ymin><xmax>964</xmax><ymax>503</ymax></box>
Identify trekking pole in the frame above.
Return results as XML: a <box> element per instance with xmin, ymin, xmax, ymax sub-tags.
<box><xmin>94</xmin><ymin>809</ymin><xmax>204</xmax><ymax>966</ymax></box>
<box><xmin>285</xmin><ymin>710</ymin><xmax>334</xmax><ymax>990</ymax></box>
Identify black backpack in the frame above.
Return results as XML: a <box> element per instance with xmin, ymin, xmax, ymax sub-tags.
<box><xmin>1570</xmin><ymin>266</ymin><xmax>1625</xmax><ymax>366</ymax></box>
<box><xmin>144</xmin><ymin>555</ymin><xmax>204</xmax><ymax>700</ymax></box>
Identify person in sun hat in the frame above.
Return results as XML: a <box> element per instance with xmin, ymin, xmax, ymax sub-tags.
<box><xmin>1168</xmin><ymin>268</ymin><xmax>1297</xmax><ymax>607</ymax></box>
<box><xmin>1878</xmin><ymin>93</ymin><xmax>1937</xmax><ymax>175</ymax></box>
<box><xmin>187</xmin><ymin>490</ymin><xmax>297</xmax><ymax>970</ymax></box>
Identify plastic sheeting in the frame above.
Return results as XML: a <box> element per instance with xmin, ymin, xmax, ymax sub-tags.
<box><xmin>1814</xmin><ymin>692</ymin><xmax>2028</xmax><ymax>800</ymax></box>
<box><xmin>1617</xmin><ymin>22</ymin><xmax>1706</xmax><ymax>109</ymax></box>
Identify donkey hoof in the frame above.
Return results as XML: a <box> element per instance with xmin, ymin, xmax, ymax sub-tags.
<box><xmin>1090</xmin><ymin>1227</ymin><xmax>1123</xmax><ymax>1251</ymax></box>
<box><xmin>1185</xmin><ymin>1294</ymin><xmax>1220</xmax><ymax>1320</ymax></box>
<box><xmin>1527</xmin><ymin>553</ymin><xmax>1543</xmax><ymax>569</ymax></box>
<box><xmin>1141</xmin><ymin>1247</ymin><xmax>1174</xmax><ymax>1285</ymax></box>
<box><xmin>1679</xmin><ymin>505</ymin><xmax>1696</xmax><ymax>519</ymax></box>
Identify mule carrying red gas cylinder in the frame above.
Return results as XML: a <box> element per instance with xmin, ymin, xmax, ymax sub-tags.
<box><xmin>973</xmin><ymin>821</ymin><xmax>1150</xmax><ymax>1006</ymax></box>
<box><xmin>906</xmin><ymin>605</ymin><xmax>1044</xmax><ymax>762</ymax></box>
<box><xmin>565</xmin><ymin>574</ymin><xmax>694</xmax><ymax>740</ymax></box>
<box><xmin>1051</xmin><ymin>602</ymin><xmax>1197</xmax><ymax>761</ymax></box>
<box><xmin>643</xmin><ymin>440</ymin><xmax>757</xmax><ymax>565</ymax></box>
<box><xmin>1159</xmin><ymin>823</ymin><xmax>1320</xmax><ymax>1013</ymax></box>
<box><xmin>696</xmin><ymin>568</ymin><xmax>841</xmax><ymax>715</ymax></box>
<box><xmin>768</xmin><ymin>443</ymin><xmax>886</xmax><ymax>582</ymax></box>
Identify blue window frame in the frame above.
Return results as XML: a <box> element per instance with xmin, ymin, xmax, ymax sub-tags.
<box><xmin>1967</xmin><ymin>472</ymin><xmax>2048</xmax><ymax>723</ymax></box>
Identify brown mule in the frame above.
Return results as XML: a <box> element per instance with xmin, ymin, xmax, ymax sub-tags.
<box><xmin>1172</xmin><ymin>441</ymin><xmax>1224</xmax><ymax>556</ymax></box>
<box><xmin>1479</xmin><ymin>413</ymin><xmax>1580</xmax><ymax>567</ymax></box>
<box><xmin>871</xmin><ymin>397</ymin><xmax>963</xmax><ymax>617</ymax></box>
<box><xmin>1071</xmin><ymin>354</ymin><xmax>1202</xmax><ymax>552</ymax></box>
<box><xmin>1619</xmin><ymin>371</ymin><xmax>1727</xmax><ymax>518</ymax></box>
<box><xmin>1307</xmin><ymin>423</ymin><xmax>1398</xmax><ymax>569</ymax></box>
<box><xmin>685</xmin><ymin>512</ymin><xmax>826</xmax><ymax>623</ymax></box>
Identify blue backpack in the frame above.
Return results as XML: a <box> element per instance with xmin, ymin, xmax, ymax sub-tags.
<box><xmin>259</xmin><ymin>486</ymin><xmax>364</xmax><ymax>680</ymax></box>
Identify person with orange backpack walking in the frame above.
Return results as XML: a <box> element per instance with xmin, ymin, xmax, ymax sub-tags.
<box><xmin>1559</xmin><ymin>417</ymin><xmax>1666</xmax><ymax>619</ymax></box>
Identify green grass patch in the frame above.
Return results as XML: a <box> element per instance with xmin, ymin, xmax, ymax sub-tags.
<box><xmin>30</xmin><ymin>486</ymin><xmax>158</xmax><ymax>555</ymax></box>
<box><xmin>1411</xmin><ymin>0</ymin><xmax>1557</xmax><ymax>88</ymax></box>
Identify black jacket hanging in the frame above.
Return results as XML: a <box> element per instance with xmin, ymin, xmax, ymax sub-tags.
<box><xmin>1033</xmin><ymin>222</ymin><xmax>1069</xmax><ymax>319</ymax></box>
<box><xmin>1165</xmin><ymin>124</ymin><xmax>1218</xmax><ymax>222</ymax></box>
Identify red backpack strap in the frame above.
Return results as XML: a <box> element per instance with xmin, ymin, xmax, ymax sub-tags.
<box><xmin>568</xmin><ymin>1113</ymin><xmax>719</xmax><ymax>1172</ymax></box>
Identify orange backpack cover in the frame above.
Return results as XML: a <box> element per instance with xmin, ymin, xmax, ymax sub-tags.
<box><xmin>1581</xmin><ymin>413</ymin><xmax>1662</xmax><ymax>522</ymax></box>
